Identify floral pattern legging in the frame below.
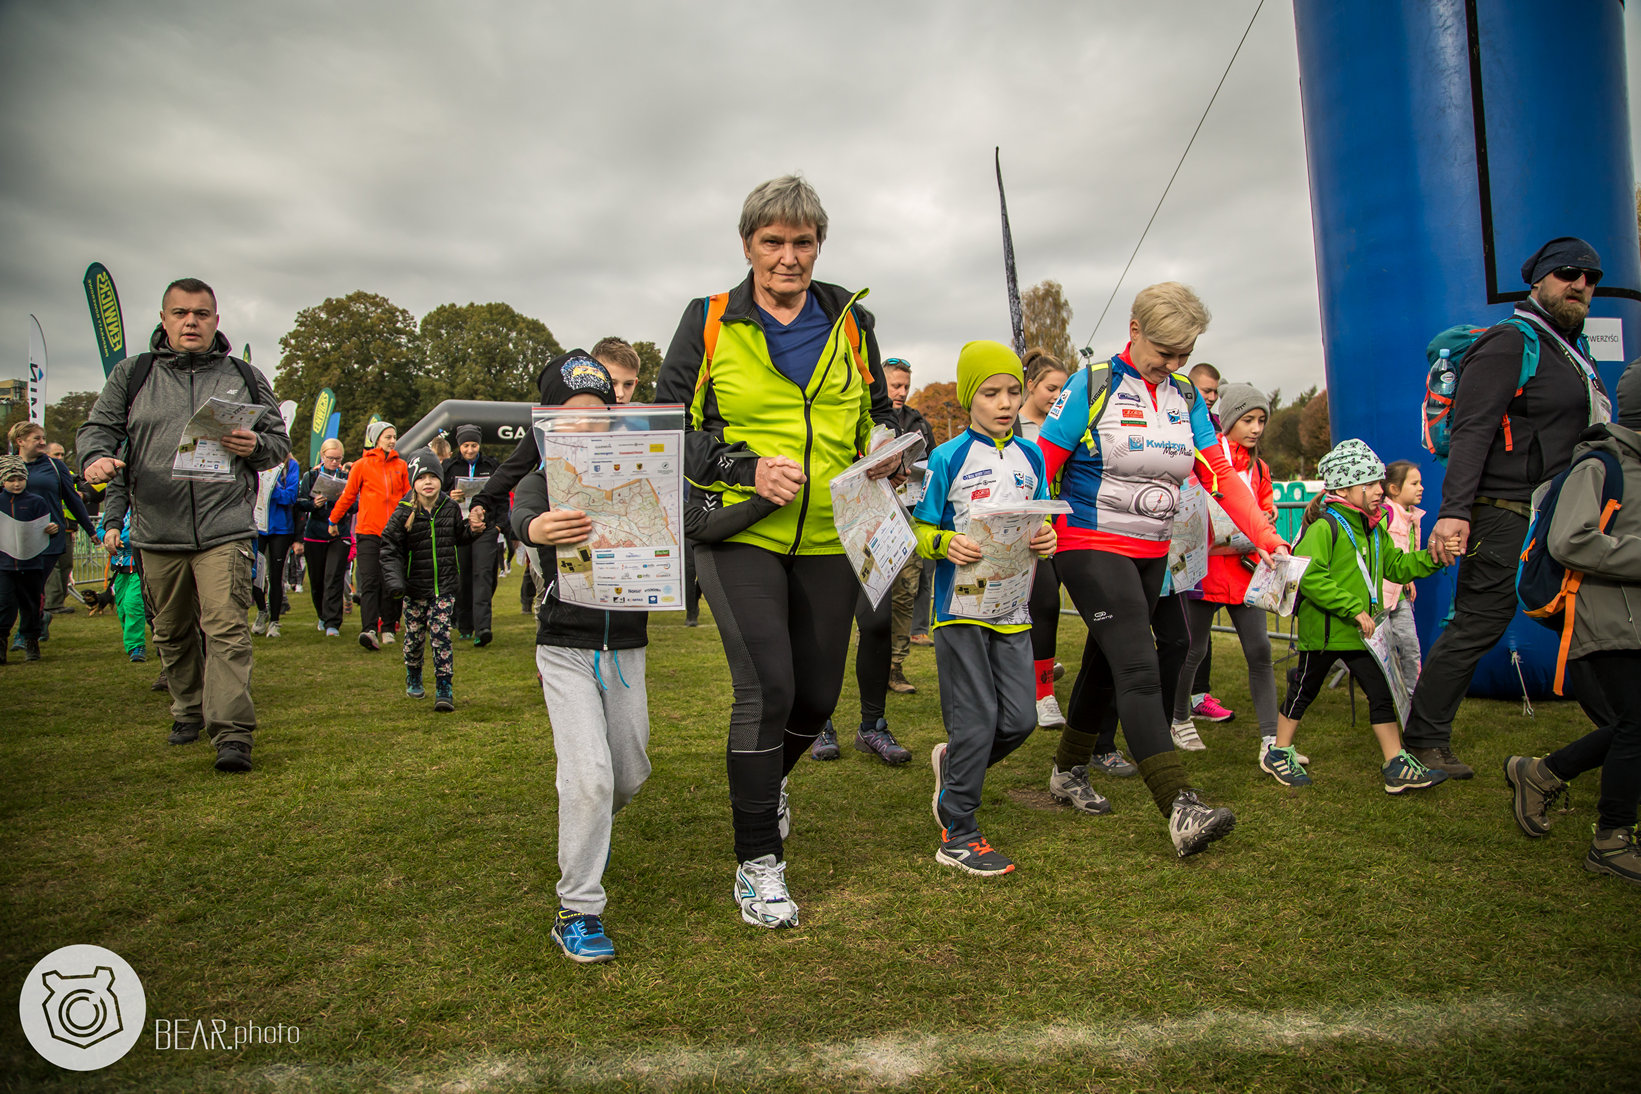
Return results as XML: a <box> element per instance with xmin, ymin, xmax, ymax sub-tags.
<box><xmin>403</xmin><ymin>593</ymin><xmax>456</xmax><ymax>679</ymax></box>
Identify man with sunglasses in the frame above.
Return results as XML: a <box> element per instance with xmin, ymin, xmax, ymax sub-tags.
<box><xmin>1409</xmin><ymin>237</ymin><xmax>1610</xmax><ymax>779</ymax></box>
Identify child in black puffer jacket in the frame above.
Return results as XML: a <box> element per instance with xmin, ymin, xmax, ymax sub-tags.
<box><xmin>382</xmin><ymin>449</ymin><xmax>480</xmax><ymax>711</ymax></box>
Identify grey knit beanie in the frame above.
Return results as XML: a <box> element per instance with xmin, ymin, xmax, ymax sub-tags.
<box><xmin>1214</xmin><ymin>383</ymin><xmax>1271</xmax><ymax>436</ymax></box>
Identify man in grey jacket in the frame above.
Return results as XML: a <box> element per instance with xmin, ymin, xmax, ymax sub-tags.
<box><xmin>78</xmin><ymin>278</ymin><xmax>291</xmax><ymax>773</ymax></box>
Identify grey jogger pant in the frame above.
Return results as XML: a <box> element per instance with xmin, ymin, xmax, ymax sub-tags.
<box><xmin>536</xmin><ymin>644</ymin><xmax>651</xmax><ymax>915</ymax></box>
<box><xmin>932</xmin><ymin>624</ymin><xmax>1036</xmax><ymax>843</ymax></box>
<box><xmin>1172</xmin><ymin>599</ymin><xmax>1279</xmax><ymax>738</ymax></box>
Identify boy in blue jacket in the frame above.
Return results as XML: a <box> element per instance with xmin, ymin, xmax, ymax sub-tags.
<box><xmin>0</xmin><ymin>455</ymin><xmax>59</xmax><ymax>663</ymax></box>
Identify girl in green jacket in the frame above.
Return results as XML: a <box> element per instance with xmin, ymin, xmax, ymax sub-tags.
<box><xmin>1263</xmin><ymin>439</ymin><xmax>1458</xmax><ymax>794</ymax></box>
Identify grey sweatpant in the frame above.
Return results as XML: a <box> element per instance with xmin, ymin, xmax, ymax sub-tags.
<box><xmin>932</xmin><ymin>624</ymin><xmax>1035</xmax><ymax>843</ymax></box>
<box><xmin>1384</xmin><ymin>599</ymin><xmax>1421</xmax><ymax>703</ymax></box>
<box><xmin>1173</xmin><ymin>599</ymin><xmax>1279</xmax><ymax>739</ymax></box>
<box><xmin>536</xmin><ymin>644</ymin><xmax>651</xmax><ymax>915</ymax></box>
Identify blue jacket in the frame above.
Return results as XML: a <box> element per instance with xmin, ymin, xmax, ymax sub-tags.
<box><xmin>1</xmin><ymin>490</ymin><xmax>56</xmax><ymax>570</ymax></box>
<box><xmin>23</xmin><ymin>455</ymin><xmax>95</xmax><ymax>557</ymax></box>
<box><xmin>262</xmin><ymin>458</ymin><xmax>301</xmax><ymax>536</ymax></box>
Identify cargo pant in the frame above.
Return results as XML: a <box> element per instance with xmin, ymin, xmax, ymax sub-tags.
<box><xmin>141</xmin><ymin>542</ymin><xmax>257</xmax><ymax>747</ymax></box>
<box><xmin>888</xmin><ymin>557</ymin><xmax>924</xmax><ymax>668</ymax></box>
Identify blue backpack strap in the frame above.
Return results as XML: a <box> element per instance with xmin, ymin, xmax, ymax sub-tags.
<box><xmin>1505</xmin><ymin>315</ymin><xmax>1542</xmax><ymax>394</ymax></box>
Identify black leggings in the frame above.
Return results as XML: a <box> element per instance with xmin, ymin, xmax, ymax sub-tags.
<box><xmin>1028</xmin><ymin>556</ymin><xmax>1061</xmax><ymax>662</ymax></box>
<box><xmin>1555</xmin><ymin>652</ymin><xmax>1641</xmax><ymax>831</ymax></box>
<box><xmin>854</xmin><ymin>589</ymin><xmax>892</xmax><ymax>724</ymax></box>
<box><xmin>1059</xmin><ymin>551</ymin><xmax>1171</xmax><ymax>764</ymax></box>
<box><xmin>256</xmin><ymin>533</ymin><xmax>297</xmax><ymax>621</ymax></box>
<box><xmin>1281</xmin><ymin>648</ymin><xmax>1398</xmax><ymax>724</ymax></box>
<box><xmin>1091</xmin><ymin>592</ymin><xmax>1190</xmax><ymax>755</ymax></box>
<box><xmin>695</xmin><ymin>542</ymin><xmax>857</xmax><ymax>862</ymax></box>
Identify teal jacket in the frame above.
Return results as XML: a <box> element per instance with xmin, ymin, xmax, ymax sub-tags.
<box><xmin>1293</xmin><ymin>503</ymin><xmax>1441</xmax><ymax>652</ymax></box>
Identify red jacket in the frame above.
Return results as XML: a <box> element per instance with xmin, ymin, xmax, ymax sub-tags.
<box><xmin>330</xmin><ymin>446</ymin><xmax>408</xmax><ymax>536</ymax></box>
<box><xmin>1199</xmin><ymin>438</ymin><xmax>1276</xmax><ymax>605</ymax></box>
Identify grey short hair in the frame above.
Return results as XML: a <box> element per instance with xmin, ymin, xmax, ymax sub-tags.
<box><xmin>739</xmin><ymin>175</ymin><xmax>828</xmax><ymax>245</ymax></box>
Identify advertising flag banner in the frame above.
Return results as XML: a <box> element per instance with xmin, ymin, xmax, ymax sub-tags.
<box><xmin>82</xmin><ymin>263</ymin><xmax>126</xmax><ymax>377</ymax></box>
<box><xmin>310</xmin><ymin>388</ymin><xmax>336</xmax><ymax>465</ymax></box>
<box><xmin>995</xmin><ymin>148</ymin><xmax>1025</xmax><ymax>359</ymax></box>
<box><xmin>27</xmin><ymin>315</ymin><xmax>46</xmax><ymax>428</ymax></box>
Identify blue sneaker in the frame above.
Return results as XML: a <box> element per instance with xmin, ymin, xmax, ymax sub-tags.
<box><xmin>552</xmin><ymin>909</ymin><xmax>616</xmax><ymax>963</ymax></box>
<box><xmin>405</xmin><ymin>666</ymin><xmax>425</xmax><ymax>699</ymax></box>
<box><xmin>1383</xmin><ymin>750</ymin><xmax>1448</xmax><ymax>794</ymax></box>
<box><xmin>1260</xmin><ymin>744</ymin><xmax>1312</xmax><ymax>787</ymax></box>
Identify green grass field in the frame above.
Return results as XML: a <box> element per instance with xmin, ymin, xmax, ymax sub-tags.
<box><xmin>3</xmin><ymin>572</ymin><xmax>1638</xmax><ymax>1093</ymax></box>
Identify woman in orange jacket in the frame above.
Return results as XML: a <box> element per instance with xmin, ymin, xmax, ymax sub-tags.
<box><xmin>329</xmin><ymin>421</ymin><xmax>409</xmax><ymax>650</ymax></box>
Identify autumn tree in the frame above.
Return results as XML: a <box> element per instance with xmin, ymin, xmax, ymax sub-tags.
<box><xmin>277</xmin><ymin>292</ymin><xmax>423</xmax><ymax>458</ymax></box>
<box><xmin>1260</xmin><ymin>385</ymin><xmax>1316</xmax><ymax>479</ymax></box>
<box><xmin>1021</xmin><ymin>279</ymin><xmax>1078</xmax><ymax>368</ymax></box>
<box><xmin>908</xmin><ymin>381</ymin><xmax>966</xmax><ymax>448</ymax></box>
<box><xmin>1298</xmin><ymin>389</ymin><xmax>1331</xmax><ymax>470</ymax></box>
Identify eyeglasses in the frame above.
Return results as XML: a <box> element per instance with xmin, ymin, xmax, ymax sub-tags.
<box><xmin>1549</xmin><ymin>266</ymin><xmax>1602</xmax><ymax>287</ymax></box>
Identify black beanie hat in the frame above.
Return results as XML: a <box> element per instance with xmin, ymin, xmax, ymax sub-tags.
<box><xmin>538</xmin><ymin>352</ymin><xmax>617</xmax><ymax>408</ymax></box>
<box><xmin>455</xmin><ymin>424</ymin><xmax>482</xmax><ymax>446</ymax></box>
<box><xmin>403</xmin><ymin>447</ymin><xmax>443</xmax><ymax>484</ymax></box>
<box><xmin>1521</xmin><ymin>237</ymin><xmax>1603</xmax><ymax>287</ymax></box>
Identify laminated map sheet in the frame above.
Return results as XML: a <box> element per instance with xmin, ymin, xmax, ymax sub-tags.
<box><xmin>947</xmin><ymin>499</ymin><xmax>1071</xmax><ymax>621</ymax></box>
<box><xmin>533</xmin><ymin>405</ymin><xmax>685</xmax><ymax>612</ymax></box>
<box><xmin>829</xmin><ymin>431</ymin><xmax>925</xmax><ymax>609</ymax></box>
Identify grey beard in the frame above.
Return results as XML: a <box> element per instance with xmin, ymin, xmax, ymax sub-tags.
<box><xmin>1542</xmin><ymin>295</ymin><xmax>1589</xmax><ymax>332</ymax></box>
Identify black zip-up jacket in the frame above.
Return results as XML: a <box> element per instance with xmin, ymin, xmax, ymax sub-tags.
<box><xmin>1439</xmin><ymin>298</ymin><xmax>1610</xmax><ymax>521</ymax></box>
<box><xmin>510</xmin><ymin>471</ymin><xmax>648</xmax><ymax>650</ymax></box>
<box><xmin>442</xmin><ymin>452</ymin><xmax>505</xmax><ymax>524</ymax></box>
<box><xmin>295</xmin><ymin>467</ymin><xmax>355</xmax><ymax>541</ymax></box>
<box><xmin>380</xmin><ymin>492</ymin><xmax>480</xmax><ymax>600</ymax></box>
<box><xmin>893</xmin><ymin>403</ymin><xmax>935</xmax><ymax>457</ymax></box>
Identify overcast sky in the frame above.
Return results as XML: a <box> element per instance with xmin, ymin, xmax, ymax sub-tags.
<box><xmin>4</xmin><ymin>1</ymin><xmax>1638</xmax><ymax>414</ymax></box>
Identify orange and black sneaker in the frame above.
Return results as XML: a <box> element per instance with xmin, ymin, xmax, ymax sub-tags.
<box><xmin>936</xmin><ymin>833</ymin><xmax>1015</xmax><ymax>877</ymax></box>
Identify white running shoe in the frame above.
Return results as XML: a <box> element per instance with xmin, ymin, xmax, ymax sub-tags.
<box><xmin>1261</xmin><ymin>736</ymin><xmax>1309</xmax><ymax>766</ymax></box>
<box><xmin>1169</xmin><ymin>789</ymin><xmax>1237</xmax><ymax>858</ymax></box>
<box><xmin>316</xmin><ymin>619</ymin><xmax>325</xmax><ymax>633</ymax></box>
<box><xmin>777</xmin><ymin>777</ymin><xmax>791</xmax><ymax>841</ymax></box>
<box><xmin>1171</xmin><ymin>719</ymin><xmax>1207</xmax><ymax>751</ymax></box>
<box><xmin>381</xmin><ymin>629</ymin><xmax>396</xmax><ymax>645</ymax></box>
<box><xmin>735</xmin><ymin>854</ymin><xmax>799</xmax><ymax>928</ymax></box>
<box><xmin>1036</xmin><ymin>694</ymin><xmax>1067</xmax><ymax>728</ymax></box>
<box><xmin>265</xmin><ymin>621</ymin><xmax>280</xmax><ymax>638</ymax></box>
<box><xmin>251</xmin><ymin>609</ymin><xmax>268</xmax><ymax>636</ymax></box>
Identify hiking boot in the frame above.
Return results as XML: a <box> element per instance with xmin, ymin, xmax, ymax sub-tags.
<box><xmin>1048</xmin><ymin>765</ymin><xmax>1112</xmax><ymax>815</ymax></box>
<box><xmin>406</xmin><ymin>666</ymin><xmax>425</xmax><ymax>699</ymax></box>
<box><xmin>476</xmin><ymin>629</ymin><xmax>493</xmax><ymax>647</ymax></box>
<box><xmin>251</xmin><ymin>609</ymin><xmax>268</xmax><ymax>636</ymax></box>
<box><xmin>855</xmin><ymin>718</ymin><xmax>912</xmax><ymax>764</ymax></box>
<box><xmin>168</xmin><ymin>721</ymin><xmax>202</xmax><ymax>745</ymax></box>
<box><xmin>1407</xmin><ymin>745</ymin><xmax>1473</xmax><ymax>780</ymax></box>
<box><xmin>23</xmin><ymin>638</ymin><xmax>40</xmax><ymax>661</ymax></box>
<box><xmin>1504</xmin><ymin>756</ymin><xmax>1567</xmax><ymax>838</ymax></box>
<box><xmin>930</xmin><ymin>742</ymin><xmax>949</xmax><ymax>828</ymax></box>
<box><xmin>777</xmin><ymin>776</ymin><xmax>791</xmax><ymax>840</ymax></box>
<box><xmin>213</xmin><ymin>741</ymin><xmax>253</xmax><ymax>773</ymax></box>
<box><xmin>936</xmin><ymin>832</ymin><xmax>1016</xmax><ymax>876</ymax></box>
<box><xmin>1261</xmin><ymin>735</ymin><xmax>1309</xmax><ymax>766</ymax></box>
<box><xmin>888</xmin><ymin>664</ymin><xmax>916</xmax><ymax>694</ymax></box>
<box><xmin>1090</xmin><ymin>750</ymin><xmax>1138</xmax><ymax>777</ymax></box>
<box><xmin>1585</xmin><ymin>825</ymin><xmax>1641</xmax><ymax>888</ymax></box>
<box><xmin>359</xmin><ymin>629</ymin><xmax>380</xmax><ymax>651</ymax></box>
<box><xmin>1170</xmin><ymin>719</ymin><xmax>1206</xmax><ymax>751</ymax></box>
<box><xmin>265</xmin><ymin>621</ymin><xmax>281</xmax><ymax>638</ymax></box>
<box><xmin>152</xmin><ymin>671</ymin><xmax>169</xmax><ymax>692</ymax></box>
<box><xmin>1169</xmin><ymin>789</ymin><xmax>1236</xmax><ymax>858</ymax></box>
<box><xmin>1383</xmin><ymin>750</ymin><xmax>1449</xmax><ymax>794</ymax></box>
<box><xmin>552</xmin><ymin>908</ymin><xmax>616</xmax><ymax>963</ymax></box>
<box><xmin>811</xmin><ymin>721</ymin><xmax>840</xmax><ymax>761</ymax></box>
<box><xmin>433</xmin><ymin>676</ymin><xmax>454</xmax><ymax>712</ymax></box>
<box><xmin>129</xmin><ymin>646</ymin><xmax>146</xmax><ymax>663</ymax></box>
<box><xmin>1036</xmin><ymin>694</ymin><xmax>1067</xmax><ymax>728</ymax></box>
<box><xmin>734</xmin><ymin>854</ymin><xmax>799</xmax><ymax>928</ymax></box>
<box><xmin>1192</xmin><ymin>694</ymin><xmax>1235</xmax><ymax>722</ymax></box>
<box><xmin>1260</xmin><ymin>744</ymin><xmax>1312</xmax><ymax>787</ymax></box>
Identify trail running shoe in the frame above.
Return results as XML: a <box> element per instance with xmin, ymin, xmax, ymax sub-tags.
<box><xmin>1169</xmin><ymin>789</ymin><xmax>1236</xmax><ymax>858</ymax></box>
<box><xmin>811</xmin><ymin>721</ymin><xmax>840</xmax><ymax>761</ymax></box>
<box><xmin>316</xmin><ymin>619</ymin><xmax>326</xmax><ymax>632</ymax></box>
<box><xmin>1504</xmin><ymin>755</ymin><xmax>1568</xmax><ymax>838</ymax></box>
<box><xmin>935</xmin><ymin>833</ymin><xmax>1015</xmax><ymax>876</ymax></box>
<box><xmin>251</xmin><ymin>609</ymin><xmax>268</xmax><ymax>636</ymax></box>
<box><xmin>1192</xmin><ymin>694</ymin><xmax>1235</xmax><ymax>722</ymax></box>
<box><xmin>1036</xmin><ymin>694</ymin><xmax>1067</xmax><ymax>728</ymax></box>
<box><xmin>359</xmin><ymin>630</ymin><xmax>380</xmax><ymax>651</ymax></box>
<box><xmin>381</xmin><ymin>629</ymin><xmax>396</xmax><ymax>645</ymax></box>
<box><xmin>1261</xmin><ymin>736</ymin><xmax>1309</xmax><ymax>766</ymax></box>
<box><xmin>265</xmin><ymin>621</ymin><xmax>280</xmax><ymax>638</ymax></box>
<box><xmin>777</xmin><ymin>776</ymin><xmax>791</xmax><ymax>840</ymax></box>
<box><xmin>1584</xmin><ymin>825</ymin><xmax>1641</xmax><ymax>888</ymax></box>
<box><xmin>1047</xmin><ymin>765</ymin><xmax>1112</xmax><ymax>814</ymax></box>
<box><xmin>129</xmin><ymin>647</ymin><xmax>146</xmax><ymax>663</ymax></box>
<box><xmin>855</xmin><ymin>718</ymin><xmax>912</xmax><ymax>764</ymax></box>
<box><xmin>406</xmin><ymin>666</ymin><xmax>425</xmax><ymax>699</ymax></box>
<box><xmin>1260</xmin><ymin>744</ymin><xmax>1312</xmax><ymax>787</ymax></box>
<box><xmin>325</xmin><ymin>627</ymin><xmax>340</xmax><ymax>637</ymax></box>
<box><xmin>168</xmin><ymin>721</ymin><xmax>202</xmax><ymax>745</ymax></box>
<box><xmin>1383</xmin><ymin>750</ymin><xmax>1449</xmax><ymax>794</ymax></box>
<box><xmin>734</xmin><ymin>854</ymin><xmax>800</xmax><ymax>928</ymax></box>
<box><xmin>1171</xmin><ymin>719</ymin><xmax>1207</xmax><ymax>751</ymax></box>
<box><xmin>552</xmin><ymin>908</ymin><xmax>616</xmax><ymax>963</ymax></box>
<box><xmin>930</xmin><ymin>742</ymin><xmax>948</xmax><ymax>828</ymax></box>
<box><xmin>1090</xmin><ymin>750</ymin><xmax>1139</xmax><ymax>777</ymax></box>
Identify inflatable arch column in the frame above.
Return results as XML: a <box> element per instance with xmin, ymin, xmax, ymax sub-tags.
<box><xmin>1293</xmin><ymin>0</ymin><xmax>1641</xmax><ymax>697</ymax></box>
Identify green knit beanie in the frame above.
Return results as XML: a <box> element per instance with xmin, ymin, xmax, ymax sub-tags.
<box><xmin>956</xmin><ymin>340</ymin><xmax>1024</xmax><ymax>411</ymax></box>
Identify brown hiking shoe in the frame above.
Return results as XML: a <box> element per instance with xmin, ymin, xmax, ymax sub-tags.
<box><xmin>888</xmin><ymin>665</ymin><xmax>916</xmax><ymax>694</ymax></box>
<box><xmin>1503</xmin><ymin>756</ymin><xmax>1567</xmax><ymax>838</ymax></box>
<box><xmin>152</xmin><ymin>671</ymin><xmax>169</xmax><ymax>692</ymax></box>
<box><xmin>1585</xmin><ymin>826</ymin><xmax>1641</xmax><ymax>888</ymax></box>
<box><xmin>1408</xmin><ymin>745</ymin><xmax>1473</xmax><ymax>780</ymax></box>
